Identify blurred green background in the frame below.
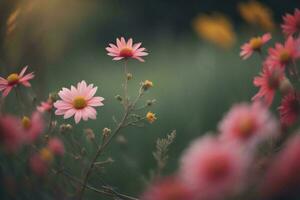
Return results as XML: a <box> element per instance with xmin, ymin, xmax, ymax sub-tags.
<box><xmin>0</xmin><ymin>0</ymin><xmax>298</xmax><ymax>198</ymax></box>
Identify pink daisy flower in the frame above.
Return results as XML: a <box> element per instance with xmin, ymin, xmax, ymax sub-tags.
<box><xmin>252</xmin><ymin>65</ymin><xmax>285</xmax><ymax>107</ymax></box>
<box><xmin>21</xmin><ymin>112</ymin><xmax>44</xmax><ymax>142</ymax></box>
<box><xmin>0</xmin><ymin>115</ymin><xmax>24</xmax><ymax>152</ymax></box>
<box><xmin>37</xmin><ymin>99</ymin><xmax>53</xmax><ymax>113</ymax></box>
<box><xmin>281</xmin><ymin>9</ymin><xmax>300</xmax><ymax>37</ymax></box>
<box><xmin>54</xmin><ymin>80</ymin><xmax>104</xmax><ymax>124</ymax></box>
<box><xmin>278</xmin><ymin>92</ymin><xmax>300</xmax><ymax>126</ymax></box>
<box><xmin>180</xmin><ymin>136</ymin><xmax>249</xmax><ymax>200</ymax></box>
<box><xmin>106</xmin><ymin>37</ymin><xmax>148</xmax><ymax>62</ymax></box>
<box><xmin>0</xmin><ymin>66</ymin><xmax>34</xmax><ymax>97</ymax></box>
<box><xmin>265</xmin><ymin>36</ymin><xmax>300</xmax><ymax>69</ymax></box>
<box><xmin>219</xmin><ymin>103</ymin><xmax>278</xmax><ymax>147</ymax></box>
<box><xmin>141</xmin><ymin>176</ymin><xmax>195</xmax><ymax>200</ymax></box>
<box><xmin>240</xmin><ymin>33</ymin><xmax>271</xmax><ymax>60</ymax></box>
<box><xmin>260</xmin><ymin>134</ymin><xmax>300</xmax><ymax>199</ymax></box>
<box><xmin>47</xmin><ymin>138</ymin><xmax>65</xmax><ymax>156</ymax></box>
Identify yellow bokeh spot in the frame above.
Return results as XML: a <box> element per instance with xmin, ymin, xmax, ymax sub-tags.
<box><xmin>39</xmin><ymin>148</ymin><xmax>54</xmax><ymax>163</ymax></box>
<box><xmin>146</xmin><ymin>112</ymin><xmax>157</xmax><ymax>124</ymax></box>
<box><xmin>22</xmin><ymin>116</ymin><xmax>31</xmax><ymax>129</ymax></box>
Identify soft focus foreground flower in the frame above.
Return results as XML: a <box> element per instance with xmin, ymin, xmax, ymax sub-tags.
<box><xmin>146</xmin><ymin>112</ymin><xmax>156</xmax><ymax>123</ymax></box>
<box><xmin>141</xmin><ymin>176</ymin><xmax>195</xmax><ymax>200</ymax></box>
<box><xmin>252</xmin><ymin>66</ymin><xmax>285</xmax><ymax>107</ymax></box>
<box><xmin>265</xmin><ymin>36</ymin><xmax>300</xmax><ymax>69</ymax></box>
<box><xmin>180</xmin><ymin>136</ymin><xmax>249</xmax><ymax>200</ymax></box>
<box><xmin>281</xmin><ymin>8</ymin><xmax>300</xmax><ymax>37</ymax></box>
<box><xmin>106</xmin><ymin>37</ymin><xmax>148</xmax><ymax>62</ymax></box>
<box><xmin>260</xmin><ymin>134</ymin><xmax>300</xmax><ymax>199</ymax></box>
<box><xmin>193</xmin><ymin>13</ymin><xmax>236</xmax><ymax>49</ymax></box>
<box><xmin>47</xmin><ymin>138</ymin><xmax>65</xmax><ymax>156</ymax></box>
<box><xmin>238</xmin><ymin>0</ymin><xmax>275</xmax><ymax>31</ymax></box>
<box><xmin>54</xmin><ymin>81</ymin><xmax>104</xmax><ymax>124</ymax></box>
<box><xmin>278</xmin><ymin>92</ymin><xmax>300</xmax><ymax>126</ymax></box>
<box><xmin>0</xmin><ymin>66</ymin><xmax>34</xmax><ymax>97</ymax></box>
<box><xmin>29</xmin><ymin>153</ymin><xmax>48</xmax><ymax>176</ymax></box>
<box><xmin>0</xmin><ymin>115</ymin><xmax>24</xmax><ymax>152</ymax></box>
<box><xmin>21</xmin><ymin>112</ymin><xmax>44</xmax><ymax>142</ymax></box>
<box><xmin>240</xmin><ymin>33</ymin><xmax>271</xmax><ymax>59</ymax></box>
<box><xmin>219</xmin><ymin>103</ymin><xmax>278</xmax><ymax>147</ymax></box>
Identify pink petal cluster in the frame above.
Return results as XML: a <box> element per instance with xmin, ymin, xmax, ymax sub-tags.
<box><xmin>219</xmin><ymin>103</ymin><xmax>278</xmax><ymax>147</ymax></box>
<box><xmin>281</xmin><ymin>8</ymin><xmax>300</xmax><ymax>37</ymax></box>
<box><xmin>252</xmin><ymin>65</ymin><xmax>285</xmax><ymax>107</ymax></box>
<box><xmin>37</xmin><ymin>99</ymin><xmax>53</xmax><ymax>113</ymax></box>
<box><xmin>0</xmin><ymin>66</ymin><xmax>34</xmax><ymax>97</ymax></box>
<box><xmin>180</xmin><ymin>136</ymin><xmax>249</xmax><ymax>200</ymax></box>
<box><xmin>54</xmin><ymin>80</ymin><xmax>104</xmax><ymax>124</ymax></box>
<box><xmin>106</xmin><ymin>37</ymin><xmax>148</xmax><ymax>62</ymax></box>
<box><xmin>22</xmin><ymin>112</ymin><xmax>44</xmax><ymax>142</ymax></box>
<box><xmin>140</xmin><ymin>176</ymin><xmax>195</xmax><ymax>200</ymax></box>
<box><xmin>47</xmin><ymin>138</ymin><xmax>65</xmax><ymax>156</ymax></box>
<box><xmin>278</xmin><ymin>92</ymin><xmax>300</xmax><ymax>126</ymax></box>
<box><xmin>260</xmin><ymin>134</ymin><xmax>300</xmax><ymax>199</ymax></box>
<box><xmin>240</xmin><ymin>33</ymin><xmax>271</xmax><ymax>60</ymax></box>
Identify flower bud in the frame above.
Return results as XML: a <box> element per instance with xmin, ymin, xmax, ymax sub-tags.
<box><xmin>146</xmin><ymin>112</ymin><xmax>157</xmax><ymax>123</ymax></box>
<box><xmin>84</xmin><ymin>128</ymin><xmax>95</xmax><ymax>141</ymax></box>
<box><xmin>115</xmin><ymin>95</ymin><xmax>123</xmax><ymax>101</ymax></box>
<box><xmin>59</xmin><ymin>124</ymin><xmax>73</xmax><ymax>133</ymax></box>
<box><xmin>146</xmin><ymin>99</ymin><xmax>156</xmax><ymax>106</ymax></box>
<box><xmin>102</xmin><ymin>128</ymin><xmax>111</xmax><ymax>138</ymax></box>
<box><xmin>127</xmin><ymin>73</ymin><xmax>133</xmax><ymax>80</ymax></box>
<box><xmin>142</xmin><ymin>80</ymin><xmax>153</xmax><ymax>90</ymax></box>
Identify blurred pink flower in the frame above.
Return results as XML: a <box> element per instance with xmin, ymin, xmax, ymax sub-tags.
<box><xmin>260</xmin><ymin>134</ymin><xmax>300</xmax><ymax>199</ymax></box>
<box><xmin>54</xmin><ymin>80</ymin><xmax>104</xmax><ymax>124</ymax></box>
<box><xmin>0</xmin><ymin>115</ymin><xmax>24</xmax><ymax>152</ymax></box>
<box><xmin>48</xmin><ymin>138</ymin><xmax>65</xmax><ymax>156</ymax></box>
<box><xmin>219</xmin><ymin>103</ymin><xmax>278</xmax><ymax>147</ymax></box>
<box><xmin>37</xmin><ymin>100</ymin><xmax>53</xmax><ymax>113</ymax></box>
<box><xmin>0</xmin><ymin>66</ymin><xmax>34</xmax><ymax>97</ymax></box>
<box><xmin>29</xmin><ymin>154</ymin><xmax>48</xmax><ymax>176</ymax></box>
<box><xmin>141</xmin><ymin>176</ymin><xmax>195</xmax><ymax>200</ymax></box>
<box><xmin>106</xmin><ymin>37</ymin><xmax>148</xmax><ymax>62</ymax></box>
<box><xmin>22</xmin><ymin>112</ymin><xmax>44</xmax><ymax>142</ymax></box>
<box><xmin>265</xmin><ymin>36</ymin><xmax>300</xmax><ymax>69</ymax></box>
<box><xmin>252</xmin><ymin>65</ymin><xmax>285</xmax><ymax>107</ymax></box>
<box><xmin>240</xmin><ymin>33</ymin><xmax>271</xmax><ymax>59</ymax></box>
<box><xmin>281</xmin><ymin>9</ymin><xmax>300</xmax><ymax>37</ymax></box>
<box><xmin>278</xmin><ymin>92</ymin><xmax>300</xmax><ymax>126</ymax></box>
<box><xmin>180</xmin><ymin>136</ymin><xmax>249</xmax><ymax>200</ymax></box>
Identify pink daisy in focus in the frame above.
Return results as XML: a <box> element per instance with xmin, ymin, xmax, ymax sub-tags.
<box><xmin>54</xmin><ymin>80</ymin><xmax>104</xmax><ymax>124</ymax></box>
<box><xmin>180</xmin><ymin>136</ymin><xmax>249</xmax><ymax>200</ymax></box>
<box><xmin>141</xmin><ymin>176</ymin><xmax>195</xmax><ymax>200</ymax></box>
<box><xmin>0</xmin><ymin>66</ymin><xmax>34</xmax><ymax>97</ymax></box>
<box><xmin>281</xmin><ymin>9</ymin><xmax>300</xmax><ymax>37</ymax></box>
<box><xmin>21</xmin><ymin>112</ymin><xmax>44</xmax><ymax>142</ymax></box>
<box><xmin>106</xmin><ymin>37</ymin><xmax>148</xmax><ymax>62</ymax></box>
<box><xmin>260</xmin><ymin>134</ymin><xmax>300</xmax><ymax>199</ymax></box>
<box><xmin>219</xmin><ymin>103</ymin><xmax>278</xmax><ymax>147</ymax></box>
<box><xmin>278</xmin><ymin>92</ymin><xmax>300</xmax><ymax>127</ymax></box>
<box><xmin>0</xmin><ymin>115</ymin><xmax>24</xmax><ymax>152</ymax></box>
<box><xmin>240</xmin><ymin>33</ymin><xmax>271</xmax><ymax>60</ymax></box>
<box><xmin>48</xmin><ymin>138</ymin><xmax>65</xmax><ymax>156</ymax></box>
<box><xmin>252</xmin><ymin>65</ymin><xmax>285</xmax><ymax>107</ymax></box>
<box><xmin>265</xmin><ymin>36</ymin><xmax>300</xmax><ymax>69</ymax></box>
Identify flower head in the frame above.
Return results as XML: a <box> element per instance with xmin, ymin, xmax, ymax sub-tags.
<box><xmin>180</xmin><ymin>136</ymin><xmax>249</xmax><ymax>200</ymax></box>
<box><xmin>252</xmin><ymin>65</ymin><xmax>285</xmax><ymax>107</ymax></box>
<box><xmin>0</xmin><ymin>66</ymin><xmax>34</xmax><ymax>97</ymax></box>
<box><xmin>219</xmin><ymin>103</ymin><xmax>278</xmax><ymax>147</ymax></box>
<box><xmin>37</xmin><ymin>98</ymin><xmax>53</xmax><ymax>113</ymax></box>
<box><xmin>193</xmin><ymin>13</ymin><xmax>236</xmax><ymax>49</ymax></box>
<box><xmin>106</xmin><ymin>37</ymin><xmax>148</xmax><ymax>62</ymax></box>
<box><xmin>278</xmin><ymin>92</ymin><xmax>300</xmax><ymax>126</ymax></box>
<box><xmin>142</xmin><ymin>80</ymin><xmax>153</xmax><ymax>90</ymax></box>
<box><xmin>146</xmin><ymin>112</ymin><xmax>156</xmax><ymax>123</ymax></box>
<box><xmin>281</xmin><ymin>9</ymin><xmax>300</xmax><ymax>37</ymax></box>
<box><xmin>21</xmin><ymin>112</ymin><xmax>44</xmax><ymax>142</ymax></box>
<box><xmin>47</xmin><ymin>138</ymin><xmax>65</xmax><ymax>156</ymax></box>
<box><xmin>238</xmin><ymin>0</ymin><xmax>275</xmax><ymax>31</ymax></box>
<box><xmin>240</xmin><ymin>33</ymin><xmax>271</xmax><ymax>59</ymax></box>
<box><xmin>141</xmin><ymin>176</ymin><xmax>195</xmax><ymax>200</ymax></box>
<box><xmin>265</xmin><ymin>36</ymin><xmax>300</xmax><ymax>69</ymax></box>
<box><xmin>54</xmin><ymin>81</ymin><xmax>104</xmax><ymax>124</ymax></box>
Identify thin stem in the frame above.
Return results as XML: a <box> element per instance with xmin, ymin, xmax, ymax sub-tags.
<box><xmin>124</xmin><ymin>60</ymin><xmax>129</xmax><ymax>107</ymax></box>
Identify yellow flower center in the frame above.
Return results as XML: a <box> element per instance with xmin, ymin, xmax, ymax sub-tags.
<box><xmin>279</xmin><ymin>49</ymin><xmax>291</xmax><ymax>63</ymax></box>
<box><xmin>146</xmin><ymin>112</ymin><xmax>156</xmax><ymax>123</ymax></box>
<box><xmin>249</xmin><ymin>37</ymin><xmax>263</xmax><ymax>50</ymax></box>
<box><xmin>120</xmin><ymin>48</ymin><xmax>133</xmax><ymax>58</ymax></box>
<box><xmin>73</xmin><ymin>96</ymin><xmax>87</xmax><ymax>109</ymax></box>
<box><xmin>6</xmin><ymin>73</ymin><xmax>19</xmax><ymax>85</ymax></box>
<box><xmin>39</xmin><ymin>148</ymin><xmax>54</xmax><ymax>163</ymax></box>
<box><xmin>22</xmin><ymin>116</ymin><xmax>31</xmax><ymax>129</ymax></box>
<box><xmin>238</xmin><ymin>116</ymin><xmax>255</xmax><ymax>139</ymax></box>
